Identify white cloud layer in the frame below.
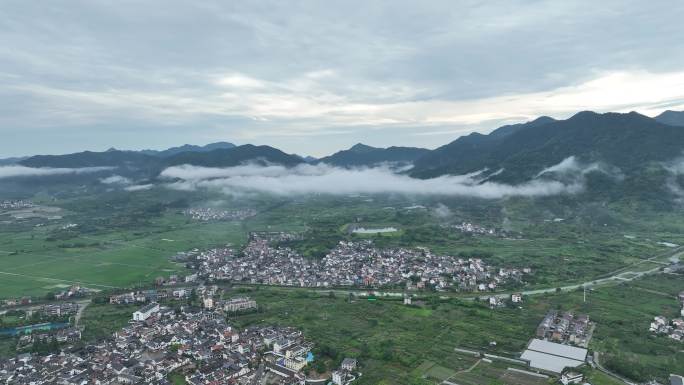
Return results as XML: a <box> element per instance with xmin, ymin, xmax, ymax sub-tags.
<box><xmin>0</xmin><ymin>166</ymin><xmax>113</xmax><ymax>179</ymax></box>
<box><xmin>535</xmin><ymin>156</ymin><xmax>602</xmax><ymax>177</ymax></box>
<box><xmin>159</xmin><ymin>160</ymin><xmax>592</xmax><ymax>199</ymax></box>
<box><xmin>100</xmin><ymin>175</ymin><xmax>131</xmax><ymax>185</ymax></box>
<box><xmin>124</xmin><ymin>184</ymin><xmax>154</xmax><ymax>191</ymax></box>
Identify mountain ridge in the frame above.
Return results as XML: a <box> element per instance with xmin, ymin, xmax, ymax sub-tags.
<box><xmin>317</xmin><ymin>143</ymin><xmax>430</xmax><ymax>167</ymax></box>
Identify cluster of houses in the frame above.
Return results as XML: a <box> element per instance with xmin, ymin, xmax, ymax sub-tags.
<box><xmin>0</xmin><ymin>303</ymin><xmax>342</xmax><ymax>385</ymax></box>
<box><xmin>535</xmin><ymin>310</ymin><xmax>593</xmax><ymax>347</ymax></box>
<box><xmin>182</xmin><ymin>208</ymin><xmax>257</xmax><ymax>222</ymax></box>
<box><xmin>649</xmin><ymin>291</ymin><xmax>684</xmax><ymax>342</ymax></box>
<box><xmin>203</xmin><ymin>297</ymin><xmax>258</xmax><ymax>314</ymax></box>
<box><xmin>442</xmin><ymin>221</ymin><xmax>521</xmax><ymax>238</ymax></box>
<box><xmin>331</xmin><ymin>358</ymin><xmax>359</xmax><ymax>385</ymax></box>
<box><xmin>153</xmin><ymin>272</ymin><xmax>199</xmax><ymax>287</ymax></box>
<box><xmin>486</xmin><ymin>292</ymin><xmax>524</xmax><ymax>308</ymax></box>
<box><xmin>3</xmin><ymin>297</ymin><xmax>32</xmax><ymax>307</ymax></box>
<box><xmin>249</xmin><ymin>231</ymin><xmax>304</xmax><ymax>243</ymax></box>
<box><xmin>110</xmin><ymin>288</ymin><xmax>191</xmax><ymax>305</ymax></box>
<box><xmin>191</xmin><ymin>238</ymin><xmax>530</xmax><ymax>291</ymax></box>
<box><xmin>3</xmin><ymin>287</ymin><xmax>86</xmax><ymax>309</ymax></box>
<box><xmin>0</xmin><ymin>200</ymin><xmax>33</xmax><ymax>210</ymax></box>
<box><xmin>50</xmin><ymin>285</ymin><xmax>89</xmax><ymax>301</ymax></box>
<box><xmin>39</xmin><ymin>303</ymin><xmax>79</xmax><ymax>318</ymax></box>
<box><xmin>110</xmin><ymin>284</ymin><xmax>229</xmax><ymax>306</ymax></box>
<box><xmin>15</xmin><ymin>327</ymin><xmax>82</xmax><ymax>351</ymax></box>
<box><xmin>446</xmin><ymin>222</ymin><xmax>498</xmax><ymax>236</ymax></box>
<box><xmin>194</xmin><ymin>237</ymin><xmax>531</xmax><ymax>291</ymax></box>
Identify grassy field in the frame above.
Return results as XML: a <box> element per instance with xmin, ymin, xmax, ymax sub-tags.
<box><xmin>224</xmin><ymin>287</ymin><xmax>544</xmax><ymax>384</ymax></box>
<box><xmin>79</xmin><ymin>302</ymin><xmax>137</xmax><ymax>342</ymax></box>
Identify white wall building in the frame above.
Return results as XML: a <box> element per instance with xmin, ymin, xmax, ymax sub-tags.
<box><xmin>132</xmin><ymin>303</ymin><xmax>159</xmax><ymax>321</ymax></box>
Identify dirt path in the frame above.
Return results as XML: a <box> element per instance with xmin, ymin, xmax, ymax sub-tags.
<box><xmin>74</xmin><ymin>299</ymin><xmax>91</xmax><ymax>326</ymax></box>
<box><xmin>442</xmin><ymin>359</ymin><xmax>481</xmax><ymax>385</ymax></box>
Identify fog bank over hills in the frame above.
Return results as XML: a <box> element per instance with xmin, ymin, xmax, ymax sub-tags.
<box><xmin>2</xmin><ymin>109</ymin><xmax>684</xmax><ymax>206</ymax></box>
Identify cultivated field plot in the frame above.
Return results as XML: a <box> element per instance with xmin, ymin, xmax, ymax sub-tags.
<box><xmin>0</xmin><ymin>216</ymin><xmax>255</xmax><ymax>298</ymax></box>
<box><xmin>448</xmin><ymin>360</ymin><xmax>550</xmax><ymax>385</ymax></box>
<box><xmin>227</xmin><ymin>287</ymin><xmax>544</xmax><ymax>385</ymax></box>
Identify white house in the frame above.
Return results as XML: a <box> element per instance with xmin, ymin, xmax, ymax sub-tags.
<box><xmin>341</xmin><ymin>357</ymin><xmax>357</xmax><ymax>371</ymax></box>
<box><xmin>284</xmin><ymin>355</ymin><xmax>307</xmax><ymax>371</ymax></box>
<box><xmin>332</xmin><ymin>370</ymin><xmax>345</xmax><ymax>385</ymax></box>
<box><xmin>560</xmin><ymin>372</ymin><xmax>583</xmax><ymax>385</ymax></box>
<box><xmin>132</xmin><ymin>303</ymin><xmax>159</xmax><ymax>321</ymax></box>
<box><xmin>511</xmin><ymin>293</ymin><xmax>523</xmax><ymax>303</ymax></box>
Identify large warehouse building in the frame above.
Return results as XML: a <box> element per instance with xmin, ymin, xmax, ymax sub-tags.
<box><xmin>520</xmin><ymin>339</ymin><xmax>587</xmax><ymax>373</ymax></box>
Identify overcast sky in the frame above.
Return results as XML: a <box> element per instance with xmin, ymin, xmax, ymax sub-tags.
<box><xmin>2</xmin><ymin>0</ymin><xmax>684</xmax><ymax>157</ymax></box>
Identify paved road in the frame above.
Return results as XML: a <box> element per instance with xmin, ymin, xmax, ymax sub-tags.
<box><xmin>73</xmin><ymin>299</ymin><xmax>91</xmax><ymax>326</ymax></box>
<box><xmin>477</xmin><ymin>246</ymin><xmax>679</xmax><ymax>301</ymax></box>
<box><xmin>250</xmin><ymin>363</ymin><xmax>265</xmax><ymax>385</ymax></box>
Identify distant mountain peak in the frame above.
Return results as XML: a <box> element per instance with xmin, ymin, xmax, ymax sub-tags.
<box><xmin>410</xmin><ymin>109</ymin><xmax>683</xmax><ymax>182</ymax></box>
<box><xmin>317</xmin><ymin>143</ymin><xmax>429</xmax><ymax>167</ymax></box>
<box><xmin>568</xmin><ymin>110</ymin><xmax>600</xmax><ymax>120</ymax></box>
<box><xmin>531</xmin><ymin>116</ymin><xmax>556</xmax><ymax>124</ymax></box>
<box><xmin>655</xmin><ymin>110</ymin><xmax>684</xmax><ymax>127</ymax></box>
<box><xmin>349</xmin><ymin>143</ymin><xmax>377</xmax><ymax>152</ymax></box>
<box><xmin>566</xmin><ymin>110</ymin><xmax>654</xmax><ymax>125</ymax></box>
<box><xmin>141</xmin><ymin>142</ymin><xmax>236</xmax><ymax>157</ymax></box>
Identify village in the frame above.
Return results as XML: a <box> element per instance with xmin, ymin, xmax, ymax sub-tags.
<box><xmin>0</xmin><ymin>297</ymin><xmax>360</xmax><ymax>385</ymax></box>
<box><xmin>182</xmin><ymin>208</ymin><xmax>257</xmax><ymax>222</ymax></box>
<box><xmin>649</xmin><ymin>291</ymin><xmax>684</xmax><ymax>342</ymax></box>
<box><xmin>0</xmin><ymin>200</ymin><xmax>34</xmax><ymax>210</ymax></box>
<box><xmin>442</xmin><ymin>221</ymin><xmax>522</xmax><ymax>239</ymax></box>
<box><xmin>182</xmin><ymin>233</ymin><xmax>531</xmax><ymax>291</ymax></box>
<box><xmin>445</xmin><ymin>222</ymin><xmax>499</xmax><ymax>236</ymax></box>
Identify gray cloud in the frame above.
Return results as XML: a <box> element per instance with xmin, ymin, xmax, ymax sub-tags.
<box><xmin>662</xmin><ymin>157</ymin><xmax>684</xmax><ymax>200</ymax></box>
<box><xmin>0</xmin><ymin>165</ymin><xmax>113</xmax><ymax>179</ymax></box>
<box><xmin>1</xmin><ymin>1</ymin><xmax>683</xmax><ymax>157</ymax></box>
<box><xmin>159</xmin><ymin>159</ymin><xmax>594</xmax><ymax>198</ymax></box>
<box><xmin>433</xmin><ymin>203</ymin><xmax>453</xmax><ymax>218</ymax></box>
